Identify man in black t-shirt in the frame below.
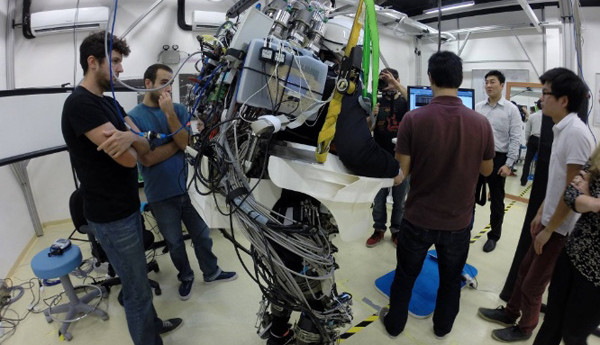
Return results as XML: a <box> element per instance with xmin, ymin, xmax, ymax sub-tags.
<box><xmin>61</xmin><ymin>31</ymin><xmax>180</xmax><ymax>345</ymax></box>
<box><xmin>366</xmin><ymin>68</ymin><xmax>410</xmax><ymax>248</ymax></box>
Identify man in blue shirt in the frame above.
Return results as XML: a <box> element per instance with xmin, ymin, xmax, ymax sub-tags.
<box><xmin>128</xmin><ymin>64</ymin><xmax>237</xmax><ymax>301</ymax></box>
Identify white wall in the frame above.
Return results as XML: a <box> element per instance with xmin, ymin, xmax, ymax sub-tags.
<box><xmin>379</xmin><ymin>28</ymin><xmax>414</xmax><ymax>86</ymax></box>
<box><xmin>580</xmin><ymin>7</ymin><xmax>600</xmax><ymax>140</ymax></box>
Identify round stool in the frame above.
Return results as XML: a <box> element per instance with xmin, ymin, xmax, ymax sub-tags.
<box><xmin>31</xmin><ymin>244</ymin><xmax>108</xmax><ymax>341</ymax></box>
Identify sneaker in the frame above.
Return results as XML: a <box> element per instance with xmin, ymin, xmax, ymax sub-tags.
<box><xmin>266</xmin><ymin>329</ymin><xmax>294</xmax><ymax>345</ymax></box>
<box><xmin>492</xmin><ymin>326</ymin><xmax>532</xmax><ymax>342</ymax></box>
<box><xmin>178</xmin><ymin>279</ymin><xmax>193</xmax><ymax>301</ymax></box>
<box><xmin>159</xmin><ymin>318</ymin><xmax>183</xmax><ymax>334</ymax></box>
<box><xmin>477</xmin><ymin>306</ymin><xmax>517</xmax><ymax>327</ymax></box>
<box><xmin>366</xmin><ymin>230</ymin><xmax>385</xmax><ymax>247</ymax></box>
<box><xmin>204</xmin><ymin>270</ymin><xmax>238</xmax><ymax>284</ymax></box>
<box><xmin>391</xmin><ymin>232</ymin><xmax>399</xmax><ymax>248</ymax></box>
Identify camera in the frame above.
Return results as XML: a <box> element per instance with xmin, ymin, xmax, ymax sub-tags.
<box><xmin>378</xmin><ymin>77</ymin><xmax>387</xmax><ymax>91</ymax></box>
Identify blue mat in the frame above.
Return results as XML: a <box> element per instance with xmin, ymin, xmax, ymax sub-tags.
<box><xmin>375</xmin><ymin>250</ymin><xmax>478</xmax><ymax>318</ymax></box>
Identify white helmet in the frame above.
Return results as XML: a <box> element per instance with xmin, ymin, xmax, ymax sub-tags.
<box><xmin>321</xmin><ymin>16</ymin><xmax>362</xmax><ymax>55</ymax></box>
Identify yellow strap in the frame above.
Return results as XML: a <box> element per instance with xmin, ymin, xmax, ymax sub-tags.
<box><xmin>315</xmin><ymin>0</ymin><xmax>364</xmax><ymax>163</ymax></box>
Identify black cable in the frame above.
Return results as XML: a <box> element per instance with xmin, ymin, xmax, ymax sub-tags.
<box><xmin>437</xmin><ymin>0</ymin><xmax>442</xmax><ymax>52</ymax></box>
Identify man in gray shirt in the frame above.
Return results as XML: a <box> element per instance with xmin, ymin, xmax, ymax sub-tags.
<box><xmin>475</xmin><ymin>70</ymin><xmax>523</xmax><ymax>252</ymax></box>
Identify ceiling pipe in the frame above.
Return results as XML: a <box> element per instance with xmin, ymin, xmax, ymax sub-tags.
<box><xmin>411</xmin><ymin>0</ymin><xmax>556</xmax><ymax>21</ymax></box>
<box><xmin>516</xmin><ymin>0</ymin><xmax>542</xmax><ymax>32</ymax></box>
<box><xmin>177</xmin><ymin>0</ymin><xmax>193</xmax><ymax>31</ymax></box>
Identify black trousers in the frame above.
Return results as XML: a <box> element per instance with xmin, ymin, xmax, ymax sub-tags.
<box><xmin>533</xmin><ymin>251</ymin><xmax>600</xmax><ymax>345</ymax></box>
<box><xmin>521</xmin><ymin>136</ymin><xmax>540</xmax><ymax>185</ymax></box>
<box><xmin>486</xmin><ymin>152</ymin><xmax>507</xmax><ymax>241</ymax></box>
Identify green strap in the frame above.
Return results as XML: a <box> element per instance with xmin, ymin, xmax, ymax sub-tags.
<box><xmin>362</xmin><ymin>0</ymin><xmax>379</xmax><ymax>110</ymax></box>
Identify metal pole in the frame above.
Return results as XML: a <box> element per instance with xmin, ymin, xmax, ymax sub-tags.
<box><xmin>122</xmin><ymin>0</ymin><xmax>165</xmax><ymax>38</ymax></box>
<box><xmin>458</xmin><ymin>31</ymin><xmax>471</xmax><ymax>57</ymax></box>
<box><xmin>511</xmin><ymin>30</ymin><xmax>540</xmax><ymax>79</ymax></box>
<box><xmin>6</xmin><ymin>0</ymin><xmax>44</xmax><ymax>236</ymax></box>
<box><xmin>10</xmin><ymin>162</ymin><xmax>44</xmax><ymax>237</ymax></box>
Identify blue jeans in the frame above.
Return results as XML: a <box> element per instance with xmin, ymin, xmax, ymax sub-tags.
<box><xmin>383</xmin><ymin>219</ymin><xmax>470</xmax><ymax>336</ymax></box>
<box><xmin>372</xmin><ymin>177</ymin><xmax>409</xmax><ymax>232</ymax></box>
<box><xmin>88</xmin><ymin>211</ymin><xmax>163</xmax><ymax>345</ymax></box>
<box><xmin>150</xmin><ymin>193</ymin><xmax>220</xmax><ymax>282</ymax></box>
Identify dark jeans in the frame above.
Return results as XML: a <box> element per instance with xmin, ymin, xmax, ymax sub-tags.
<box><xmin>88</xmin><ymin>211</ymin><xmax>163</xmax><ymax>345</ymax></box>
<box><xmin>533</xmin><ymin>251</ymin><xmax>600</xmax><ymax>345</ymax></box>
<box><xmin>486</xmin><ymin>152</ymin><xmax>507</xmax><ymax>241</ymax></box>
<box><xmin>150</xmin><ymin>193</ymin><xmax>220</xmax><ymax>282</ymax></box>
<box><xmin>505</xmin><ymin>232</ymin><xmax>566</xmax><ymax>334</ymax></box>
<box><xmin>383</xmin><ymin>219</ymin><xmax>470</xmax><ymax>336</ymax></box>
<box><xmin>372</xmin><ymin>177</ymin><xmax>409</xmax><ymax>232</ymax></box>
<box><xmin>521</xmin><ymin>136</ymin><xmax>539</xmax><ymax>185</ymax></box>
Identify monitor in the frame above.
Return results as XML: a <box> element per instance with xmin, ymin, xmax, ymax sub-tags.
<box><xmin>407</xmin><ymin>86</ymin><xmax>475</xmax><ymax>110</ymax></box>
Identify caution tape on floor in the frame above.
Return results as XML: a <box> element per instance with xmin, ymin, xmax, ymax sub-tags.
<box><xmin>338</xmin><ymin>314</ymin><xmax>379</xmax><ymax>342</ymax></box>
<box><xmin>470</xmin><ymin>183</ymin><xmax>532</xmax><ymax>244</ymax></box>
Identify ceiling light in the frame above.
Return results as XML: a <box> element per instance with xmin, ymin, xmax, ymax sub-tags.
<box><xmin>423</xmin><ymin>1</ymin><xmax>475</xmax><ymax>15</ymax></box>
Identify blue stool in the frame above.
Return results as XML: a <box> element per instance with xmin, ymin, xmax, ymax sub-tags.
<box><xmin>31</xmin><ymin>244</ymin><xmax>108</xmax><ymax>341</ymax></box>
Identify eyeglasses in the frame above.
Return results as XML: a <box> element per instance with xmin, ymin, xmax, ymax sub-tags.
<box><xmin>541</xmin><ymin>91</ymin><xmax>554</xmax><ymax>96</ymax></box>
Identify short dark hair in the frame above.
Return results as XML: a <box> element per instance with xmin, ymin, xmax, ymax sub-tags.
<box><xmin>144</xmin><ymin>64</ymin><xmax>173</xmax><ymax>84</ymax></box>
<box><xmin>539</xmin><ymin>67</ymin><xmax>588</xmax><ymax>113</ymax></box>
<box><xmin>381</xmin><ymin>68</ymin><xmax>399</xmax><ymax>80</ymax></box>
<box><xmin>484</xmin><ymin>70</ymin><xmax>505</xmax><ymax>84</ymax></box>
<box><xmin>80</xmin><ymin>31</ymin><xmax>130</xmax><ymax>75</ymax></box>
<box><xmin>427</xmin><ymin>51</ymin><xmax>463</xmax><ymax>88</ymax></box>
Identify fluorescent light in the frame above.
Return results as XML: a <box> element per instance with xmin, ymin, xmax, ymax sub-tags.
<box><xmin>423</xmin><ymin>1</ymin><xmax>475</xmax><ymax>15</ymax></box>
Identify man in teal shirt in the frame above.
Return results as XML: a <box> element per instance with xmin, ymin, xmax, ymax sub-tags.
<box><xmin>128</xmin><ymin>64</ymin><xmax>237</xmax><ymax>301</ymax></box>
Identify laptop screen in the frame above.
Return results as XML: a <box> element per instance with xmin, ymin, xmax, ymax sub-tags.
<box><xmin>407</xmin><ymin>86</ymin><xmax>475</xmax><ymax>110</ymax></box>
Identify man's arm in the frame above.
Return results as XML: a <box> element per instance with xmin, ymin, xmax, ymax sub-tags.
<box><xmin>159</xmin><ymin>93</ymin><xmax>189</xmax><ymax>150</ymax></box>
<box><xmin>124</xmin><ymin>116</ymin><xmax>151</xmax><ymax>155</ymax></box>
<box><xmin>524</xmin><ymin>117</ymin><xmax>532</xmax><ymax>140</ymax></box>
<box><xmin>86</xmin><ymin>122</ymin><xmax>140</xmax><ymax>168</ymax></box>
<box><xmin>395</xmin><ymin>152</ymin><xmax>411</xmax><ymax>179</ymax></box>
<box><xmin>138</xmin><ymin>141</ymin><xmax>180</xmax><ymax>167</ymax></box>
<box><xmin>505</xmin><ymin>105</ymin><xmax>523</xmax><ymax>167</ymax></box>
<box><xmin>533</xmin><ymin>163</ymin><xmax>583</xmax><ymax>254</ymax></box>
<box><xmin>480</xmin><ymin>159</ymin><xmax>493</xmax><ymax>176</ymax></box>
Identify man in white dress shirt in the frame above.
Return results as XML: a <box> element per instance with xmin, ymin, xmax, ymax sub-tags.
<box><xmin>475</xmin><ymin>70</ymin><xmax>523</xmax><ymax>253</ymax></box>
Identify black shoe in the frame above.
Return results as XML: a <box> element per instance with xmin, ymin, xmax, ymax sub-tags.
<box><xmin>266</xmin><ymin>329</ymin><xmax>294</xmax><ymax>345</ymax></box>
<box><xmin>160</xmin><ymin>318</ymin><xmax>183</xmax><ymax>334</ymax></box>
<box><xmin>379</xmin><ymin>306</ymin><xmax>398</xmax><ymax>338</ymax></box>
<box><xmin>483</xmin><ymin>239</ymin><xmax>497</xmax><ymax>253</ymax></box>
<box><xmin>433</xmin><ymin>327</ymin><xmax>450</xmax><ymax>339</ymax></box>
<box><xmin>477</xmin><ymin>306</ymin><xmax>517</xmax><ymax>327</ymax></box>
<box><xmin>178</xmin><ymin>279</ymin><xmax>194</xmax><ymax>301</ymax></box>
<box><xmin>492</xmin><ymin>326</ymin><xmax>532</xmax><ymax>342</ymax></box>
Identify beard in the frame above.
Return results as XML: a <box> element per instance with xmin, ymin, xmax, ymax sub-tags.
<box><xmin>149</xmin><ymin>91</ymin><xmax>161</xmax><ymax>105</ymax></box>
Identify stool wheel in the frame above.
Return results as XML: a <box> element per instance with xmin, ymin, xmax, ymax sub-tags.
<box><xmin>101</xmin><ymin>314</ymin><xmax>109</xmax><ymax>321</ymax></box>
<box><xmin>153</xmin><ymin>266</ymin><xmax>160</xmax><ymax>273</ymax></box>
<box><xmin>154</xmin><ymin>287</ymin><xmax>162</xmax><ymax>296</ymax></box>
<box><xmin>60</xmin><ymin>330</ymin><xmax>73</xmax><ymax>341</ymax></box>
<box><xmin>45</xmin><ymin>313</ymin><xmax>53</xmax><ymax>323</ymax></box>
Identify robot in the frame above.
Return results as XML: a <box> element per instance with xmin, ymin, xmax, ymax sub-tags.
<box><xmin>183</xmin><ymin>1</ymin><xmax>394</xmax><ymax>344</ymax></box>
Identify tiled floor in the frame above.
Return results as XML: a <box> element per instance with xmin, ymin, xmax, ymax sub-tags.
<box><xmin>2</xmin><ymin>173</ymin><xmax>599</xmax><ymax>345</ymax></box>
